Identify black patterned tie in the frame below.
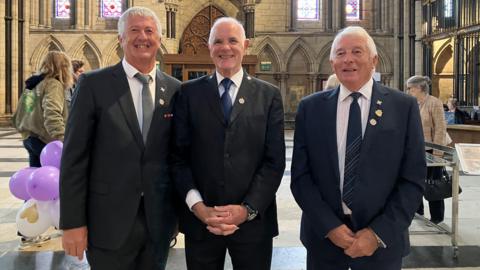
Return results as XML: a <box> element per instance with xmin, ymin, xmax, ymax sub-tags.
<box><xmin>220</xmin><ymin>78</ymin><xmax>233</xmax><ymax>123</ymax></box>
<box><xmin>134</xmin><ymin>73</ymin><xmax>153</xmax><ymax>143</ymax></box>
<box><xmin>343</xmin><ymin>92</ymin><xmax>362</xmax><ymax>208</ymax></box>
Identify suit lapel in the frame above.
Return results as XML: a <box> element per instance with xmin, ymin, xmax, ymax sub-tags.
<box><xmin>205</xmin><ymin>74</ymin><xmax>226</xmax><ymax>124</ymax></box>
<box><xmin>229</xmin><ymin>72</ymin><xmax>252</xmax><ymax>125</ymax></box>
<box><xmin>360</xmin><ymin>82</ymin><xmax>389</xmax><ymax>162</ymax></box>
<box><xmin>324</xmin><ymin>87</ymin><xmax>341</xmax><ymax>182</ymax></box>
<box><xmin>112</xmin><ymin>63</ymin><xmax>143</xmax><ymax>149</ymax></box>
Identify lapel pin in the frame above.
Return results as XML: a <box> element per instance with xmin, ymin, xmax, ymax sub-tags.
<box><xmin>247</xmin><ymin>76</ymin><xmax>252</xmax><ymax>80</ymax></box>
<box><xmin>160</xmin><ymin>87</ymin><xmax>165</xmax><ymax>92</ymax></box>
<box><xmin>377</xmin><ymin>100</ymin><xmax>382</xmax><ymax>105</ymax></box>
<box><xmin>370</xmin><ymin>119</ymin><xmax>377</xmax><ymax>126</ymax></box>
<box><xmin>375</xmin><ymin>109</ymin><xmax>383</xmax><ymax>117</ymax></box>
<box><xmin>159</xmin><ymin>99</ymin><xmax>165</xmax><ymax>106</ymax></box>
<box><xmin>239</xmin><ymin>97</ymin><xmax>245</xmax><ymax>104</ymax></box>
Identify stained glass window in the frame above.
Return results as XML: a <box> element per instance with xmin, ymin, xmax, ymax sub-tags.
<box><xmin>444</xmin><ymin>0</ymin><xmax>453</xmax><ymax>18</ymax></box>
<box><xmin>55</xmin><ymin>0</ymin><xmax>71</xmax><ymax>19</ymax></box>
<box><xmin>297</xmin><ymin>0</ymin><xmax>318</xmax><ymax>20</ymax></box>
<box><xmin>346</xmin><ymin>0</ymin><xmax>360</xmax><ymax>21</ymax></box>
<box><xmin>102</xmin><ymin>0</ymin><xmax>123</xmax><ymax>18</ymax></box>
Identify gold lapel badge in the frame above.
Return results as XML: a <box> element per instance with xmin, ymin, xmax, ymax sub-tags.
<box><xmin>375</xmin><ymin>109</ymin><xmax>383</xmax><ymax>117</ymax></box>
<box><xmin>370</xmin><ymin>119</ymin><xmax>377</xmax><ymax>126</ymax></box>
<box><xmin>239</xmin><ymin>97</ymin><xmax>245</xmax><ymax>104</ymax></box>
<box><xmin>159</xmin><ymin>99</ymin><xmax>165</xmax><ymax>106</ymax></box>
<box><xmin>376</xmin><ymin>100</ymin><xmax>383</xmax><ymax>105</ymax></box>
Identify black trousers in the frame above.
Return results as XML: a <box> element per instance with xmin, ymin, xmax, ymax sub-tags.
<box><xmin>185</xmin><ymin>234</ymin><xmax>272</xmax><ymax>270</ymax></box>
<box><xmin>23</xmin><ymin>136</ymin><xmax>45</xmax><ymax>167</ymax></box>
<box><xmin>86</xmin><ymin>198</ymin><xmax>154</xmax><ymax>270</ymax></box>
<box><xmin>417</xmin><ymin>166</ymin><xmax>445</xmax><ymax>222</ymax></box>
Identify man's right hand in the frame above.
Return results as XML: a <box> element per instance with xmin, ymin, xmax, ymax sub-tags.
<box><xmin>62</xmin><ymin>226</ymin><xmax>88</xmax><ymax>260</ymax></box>
<box><xmin>326</xmin><ymin>224</ymin><xmax>355</xmax><ymax>249</ymax></box>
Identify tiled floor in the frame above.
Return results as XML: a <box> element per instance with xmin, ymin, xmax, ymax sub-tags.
<box><xmin>1</xmin><ymin>128</ymin><xmax>479</xmax><ymax>269</ymax></box>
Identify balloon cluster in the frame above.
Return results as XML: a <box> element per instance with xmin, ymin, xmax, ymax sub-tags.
<box><xmin>9</xmin><ymin>141</ymin><xmax>62</xmax><ymax>237</ymax></box>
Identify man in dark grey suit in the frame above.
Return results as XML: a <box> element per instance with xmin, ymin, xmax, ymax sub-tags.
<box><xmin>172</xmin><ymin>17</ymin><xmax>286</xmax><ymax>270</ymax></box>
<box><xmin>59</xmin><ymin>7</ymin><xmax>180</xmax><ymax>270</ymax></box>
<box><xmin>291</xmin><ymin>26</ymin><xmax>426</xmax><ymax>270</ymax></box>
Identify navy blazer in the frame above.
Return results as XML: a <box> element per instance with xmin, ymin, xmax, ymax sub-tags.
<box><xmin>172</xmin><ymin>72</ymin><xmax>286</xmax><ymax>242</ymax></box>
<box><xmin>291</xmin><ymin>81</ymin><xmax>426</xmax><ymax>261</ymax></box>
<box><xmin>60</xmin><ymin>62</ymin><xmax>180</xmax><ymax>268</ymax></box>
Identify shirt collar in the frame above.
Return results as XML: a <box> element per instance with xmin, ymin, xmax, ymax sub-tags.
<box><xmin>122</xmin><ymin>58</ymin><xmax>156</xmax><ymax>81</ymax></box>
<box><xmin>339</xmin><ymin>79</ymin><xmax>373</xmax><ymax>102</ymax></box>
<box><xmin>215</xmin><ymin>68</ymin><xmax>244</xmax><ymax>88</ymax></box>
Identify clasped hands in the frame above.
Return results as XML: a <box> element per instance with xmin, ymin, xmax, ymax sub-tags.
<box><xmin>327</xmin><ymin>224</ymin><xmax>379</xmax><ymax>258</ymax></box>
<box><xmin>192</xmin><ymin>202</ymin><xmax>248</xmax><ymax>236</ymax></box>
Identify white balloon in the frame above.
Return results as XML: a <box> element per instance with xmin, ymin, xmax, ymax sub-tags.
<box><xmin>48</xmin><ymin>199</ymin><xmax>60</xmax><ymax>228</ymax></box>
<box><xmin>16</xmin><ymin>199</ymin><xmax>52</xmax><ymax>237</ymax></box>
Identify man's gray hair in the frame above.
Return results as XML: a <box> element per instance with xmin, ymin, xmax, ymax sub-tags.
<box><xmin>118</xmin><ymin>6</ymin><xmax>162</xmax><ymax>38</ymax></box>
<box><xmin>329</xmin><ymin>26</ymin><xmax>377</xmax><ymax>60</ymax></box>
<box><xmin>208</xmin><ymin>17</ymin><xmax>246</xmax><ymax>45</ymax></box>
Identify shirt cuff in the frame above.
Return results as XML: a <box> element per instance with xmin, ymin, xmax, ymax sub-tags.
<box><xmin>186</xmin><ymin>189</ymin><xmax>203</xmax><ymax>211</ymax></box>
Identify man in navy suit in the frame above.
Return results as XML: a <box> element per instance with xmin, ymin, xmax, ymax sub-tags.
<box><xmin>290</xmin><ymin>26</ymin><xmax>426</xmax><ymax>270</ymax></box>
<box><xmin>60</xmin><ymin>7</ymin><xmax>180</xmax><ymax>270</ymax></box>
<box><xmin>172</xmin><ymin>17</ymin><xmax>285</xmax><ymax>270</ymax></box>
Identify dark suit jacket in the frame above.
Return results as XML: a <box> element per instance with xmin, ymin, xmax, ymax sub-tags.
<box><xmin>291</xmin><ymin>82</ymin><xmax>426</xmax><ymax>262</ymax></box>
<box><xmin>59</xmin><ymin>62</ymin><xmax>180</xmax><ymax>266</ymax></box>
<box><xmin>172</xmin><ymin>72</ymin><xmax>286</xmax><ymax>242</ymax></box>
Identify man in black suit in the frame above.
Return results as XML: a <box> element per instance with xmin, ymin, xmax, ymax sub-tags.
<box><xmin>59</xmin><ymin>6</ymin><xmax>180</xmax><ymax>270</ymax></box>
<box><xmin>172</xmin><ymin>17</ymin><xmax>286</xmax><ymax>270</ymax></box>
<box><xmin>290</xmin><ymin>26</ymin><xmax>426</xmax><ymax>270</ymax></box>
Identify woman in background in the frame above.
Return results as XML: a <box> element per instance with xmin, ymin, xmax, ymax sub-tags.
<box><xmin>406</xmin><ymin>75</ymin><xmax>447</xmax><ymax>224</ymax></box>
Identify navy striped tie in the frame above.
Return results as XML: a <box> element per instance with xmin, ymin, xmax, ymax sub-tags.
<box><xmin>220</xmin><ymin>78</ymin><xmax>233</xmax><ymax>123</ymax></box>
<box><xmin>343</xmin><ymin>92</ymin><xmax>362</xmax><ymax>209</ymax></box>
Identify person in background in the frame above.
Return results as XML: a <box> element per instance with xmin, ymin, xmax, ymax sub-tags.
<box><xmin>66</xmin><ymin>59</ymin><xmax>85</xmax><ymax>108</ymax></box>
<box><xmin>324</xmin><ymin>73</ymin><xmax>340</xmax><ymax>90</ymax></box>
<box><xmin>406</xmin><ymin>75</ymin><xmax>447</xmax><ymax>224</ymax></box>
<box><xmin>446</xmin><ymin>97</ymin><xmax>469</xmax><ymax>124</ymax></box>
<box><xmin>16</xmin><ymin>50</ymin><xmax>73</xmax><ymax>246</ymax></box>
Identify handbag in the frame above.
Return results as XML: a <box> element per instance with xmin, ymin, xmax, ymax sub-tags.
<box><xmin>424</xmin><ymin>167</ymin><xmax>462</xmax><ymax>201</ymax></box>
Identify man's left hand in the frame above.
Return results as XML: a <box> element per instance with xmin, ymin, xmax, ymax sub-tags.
<box><xmin>344</xmin><ymin>228</ymin><xmax>379</xmax><ymax>258</ymax></box>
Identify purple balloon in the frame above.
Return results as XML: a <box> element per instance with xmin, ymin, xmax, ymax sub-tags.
<box><xmin>9</xmin><ymin>167</ymin><xmax>36</xmax><ymax>200</ymax></box>
<box><xmin>27</xmin><ymin>166</ymin><xmax>59</xmax><ymax>201</ymax></box>
<box><xmin>40</xmin><ymin>141</ymin><xmax>63</xmax><ymax>168</ymax></box>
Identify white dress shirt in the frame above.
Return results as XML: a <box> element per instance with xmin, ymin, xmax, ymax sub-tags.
<box><xmin>336</xmin><ymin>79</ymin><xmax>373</xmax><ymax>214</ymax></box>
<box><xmin>122</xmin><ymin>58</ymin><xmax>156</xmax><ymax>133</ymax></box>
<box><xmin>185</xmin><ymin>69</ymin><xmax>244</xmax><ymax>210</ymax></box>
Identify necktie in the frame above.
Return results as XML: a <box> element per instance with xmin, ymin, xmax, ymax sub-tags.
<box><xmin>134</xmin><ymin>73</ymin><xmax>154</xmax><ymax>143</ymax></box>
<box><xmin>343</xmin><ymin>92</ymin><xmax>362</xmax><ymax>209</ymax></box>
<box><xmin>220</xmin><ymin>78</ymin><xmax>233</xmax><ymax>123</ymax></box>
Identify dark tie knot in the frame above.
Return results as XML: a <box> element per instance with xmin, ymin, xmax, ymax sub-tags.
<box><xmin>134</xmin><ymin>73</ymin><xmax>151</xmax><ymax>85</ymax></box>
<box><xmin>221</xmin><ymin>78</ymin><xmax>233</xmax><ymax>94</ymax></box>
<box><xmin>350</xmin><ymin>92</ymin><xmax>362</xmax><ymax>101</ymax></box>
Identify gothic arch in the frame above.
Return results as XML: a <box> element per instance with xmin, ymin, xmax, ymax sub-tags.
<box><xmin>69</xmin><ymin>35</ymin><xmax>102</xmax><ymax>69</ymax></box>
<box><xmin>285</xmin><ymin>38</ymin><xmax>315</xmax><ymax>73</ymax></box>
<box><xmin>374</xmin><ymin>44</ymin><xmax>393</xmax><ymax>74</ymax></box>
<box><xmin>316</xmin><ymin>41</ymin><xmax>334</xmax><ymax>74</ymax></box>
<box><xmin>29</xmin><ymin>35</ymin><xmax>66</xmax><ymax>71</ymax></box>
<box><xmin>252</xmin><ymin>36</ymin><xmax>283</xmax><ymax>72</ymax></box>
<box><xmin>103</xmin><ymin>38</ymin><xmax>122</xmax><ymax>66</ymax></box>
<box><xmin>177</xmin><ymin>0</ymin><xmax>239</xmax><ymax>50</ymax></box>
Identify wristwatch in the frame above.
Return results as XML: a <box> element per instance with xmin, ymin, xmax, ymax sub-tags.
<box><xmin>242</xmin><ymin>202</ymin><xmax>258</xmax><ymax>221</ymax></box>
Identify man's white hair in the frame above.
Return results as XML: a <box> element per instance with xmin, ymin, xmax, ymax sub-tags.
<box><xmin>208</xmin><ymin>17</ymin><xmax>246</xmax><ymax>45</ymax></box>
<box><xmin>118</xmin><ymin>6</ymin><xmax>162</xmax><ymax>38</ymax></box>
<box><xmin>329</xmin><ymin>26</ymin><xmax>377</xmax><ymax>60</ymax></box>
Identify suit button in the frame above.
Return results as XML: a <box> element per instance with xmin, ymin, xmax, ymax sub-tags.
<box><xmin>224</xmin><ymin>153</ymin><xmax>230</xmax><ymax>158</ymax></box>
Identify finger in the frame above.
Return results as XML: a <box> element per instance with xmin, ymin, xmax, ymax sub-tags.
<box><xmin>76</xmin><ymin>246</ymin><xmax>84</xmax><ymax>260</ymax></box>
<box><xmin>219</xmin><ymin>224</ymin><xmax>238</xmax><ymax>231</ymax></box>
<box><xmin>206</xmin><ymin>226</ymin><xmax>224</xmax><ymax>235</ymax></box>
<box><xmin>214</xmin><ymin>205</ymin><xmax>231</xmax><ymax>212</ymax></box>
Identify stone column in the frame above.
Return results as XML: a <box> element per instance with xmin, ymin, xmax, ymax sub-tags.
<box><xmin>243</xmin><ymin>4</ymin><xmax>255</xmax><ymax>38</ymax></box>
<box><xmin>274</xmin><ymin>73</ymin><xmax>289</xmax><ymax>111</ymax></box>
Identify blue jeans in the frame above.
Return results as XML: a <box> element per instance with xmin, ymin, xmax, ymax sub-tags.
<box><xmin>23</xmin><ymin>136</ymin><xmax>46</xmax><ymax>167</ymax></box>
